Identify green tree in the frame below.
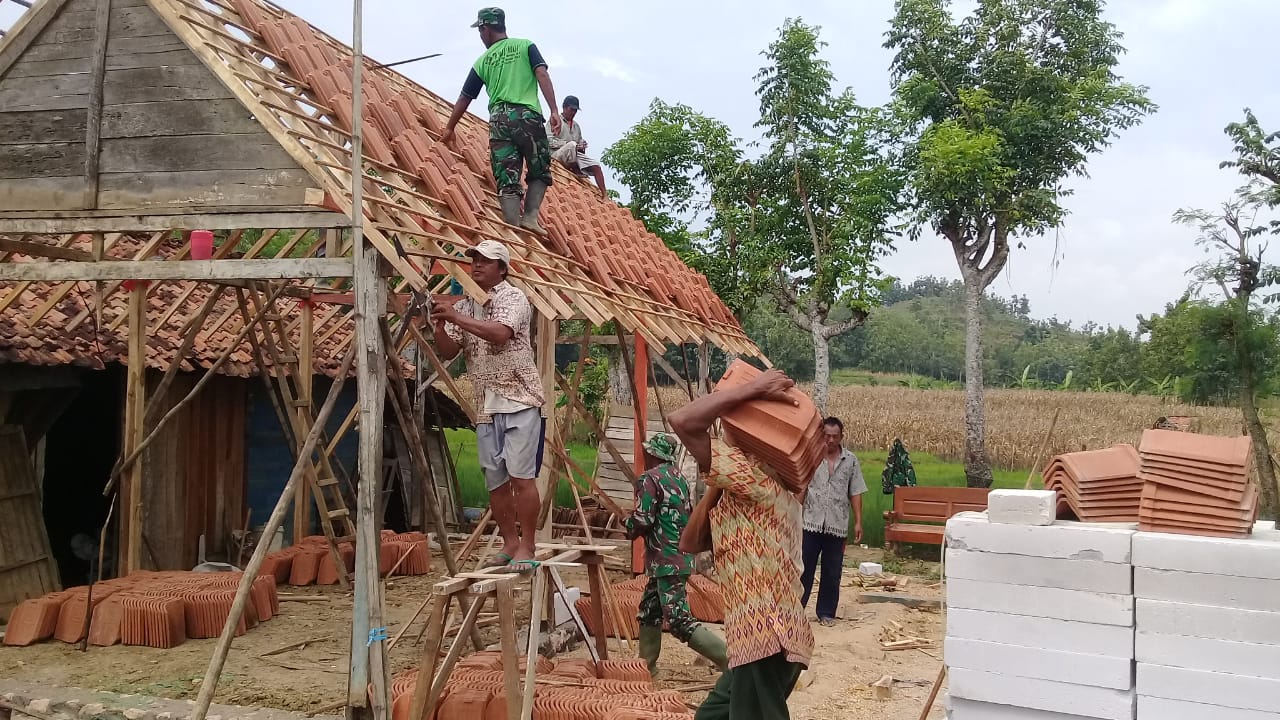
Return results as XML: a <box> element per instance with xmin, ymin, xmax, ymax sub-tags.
<box><xmin>885</xmin><ymin>0</ymin><xmax>1155</xmax><ymax>486</ymax></box>
<box><xmin>1176</xmin><ymin>185</ymin><xmax>1280</xmax><ymax>519</ymax></box>
<box><xmin>742</xmin><ymin>19</ymin><xmax>904</xmax><ymax>411</ymax></box>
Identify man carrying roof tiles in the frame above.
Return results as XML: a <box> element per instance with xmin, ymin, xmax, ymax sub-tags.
<box><xmin>440</xmin><ymin>7</ymin><xmax>561</xmax><ymax>235</ymax></box>
<box><xmin>671</xmin><ymin>369</ymin><xmax>815</xmax><ymax>720</ymax></box>
<box><xmin>547</xmin><ymin>96</ymin><xmax>609</xmax><ymax>198</ymax></box>
<box><xmin>622</xmin><ymin>432</ymin><xmax>729</xmax><ymax>676</ymax></box>
<box><xmin>431</xmin><ymin>239</ymin><xmax>546</xmax><ymax>571</ymax></box>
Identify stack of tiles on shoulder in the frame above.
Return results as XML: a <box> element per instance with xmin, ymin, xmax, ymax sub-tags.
<box><xmin>1133</xmin><ymin>521</ymin><xmax>1280</xmax><ymax>720</ymax></box>
<box><xmin>944</xmin><ymin>511</ymin><xmax>1136</xmax><ymax>720</ymax></box>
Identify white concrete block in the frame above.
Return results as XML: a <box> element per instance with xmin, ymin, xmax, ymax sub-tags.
<box><xmin>945</xmin><ymin>548</ymin><xmax>1133</xmax><ymax>594</ymax></box>
<box><xmin>947</xmin><ymin>608</ymin><xmax>1134</xmax><ymax>658</ymax></box>
<box><xmin>945</xmin><ymin>637</ymin><xmax>1133</xmax><ymax>690</ymax></box>
<box><xmin>948</xmin><ymin>697</ymin><xmax>1108</xmax><ymax>720</ymax></box>
<box><xmin>987</xmin><ymin>489</ymin><xmax>1058</xmax><ymax>525</ymax></box>
<box><xmin>1137</xmin><ymin>664</ymin><xmax>1280</xmax><ymax>713</ymax></box>
<box><xmin>1134</xmin><ymin>567</ymin><xmax>1280</xmax><ymax>612</ymax></box>
<box><xmin>858</xmin><ymin>562</ymin><xmax>882</xmax><ymax>575</ymax></box>
<box><xmin>1137</xmin><ymin>599</ymin><xmax>1280</xmax><ymax>645</ymax></box>
<box><xmin>1136</xmin><ymin>631</ymin><xmax>1280</xmax><ymax>681</ymax></box>
<box><xmin>946</xmin><ymin>512</ymin><xmax>1135</xmax><ymax>564</ymax></box>
<box><xmin>949</xmin><ymin>668</ymin><xmax>1135</xmax><ymax>720</ymax></box>
<box><xmin>1133</xmin><ymin>528</ymin><xmax>1280</xmax><ymax>579</ymax></box>
<box><xmin>948</xmin><ymin>578</ymin><xmax>1133</xmax><ymax>627</ymax></box>
<box><xmin>1138</xmin><ymin>696</ymin><xmax>1279</xmax><ymax>720</ymax></box>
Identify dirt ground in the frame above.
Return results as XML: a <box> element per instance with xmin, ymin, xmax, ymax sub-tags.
<box><xmin>0</xmin><ymin>547</ymin><xmax>947</xmax><ymax>718</ymax></box>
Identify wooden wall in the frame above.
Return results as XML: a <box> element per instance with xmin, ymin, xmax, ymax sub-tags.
<box><xmin>0</xmin><ymin>0</ymin><xmax>315</xmax><ymax>212</ymax></box>
<box><xmin>132</xmin><ymin>371</ymin><xmax>247</xmax><ymax>570</ymax></box>
<box><xmin>0</xmin><ymin>425</ymin><xmax>60</xmax><ymax>621</ymax></box>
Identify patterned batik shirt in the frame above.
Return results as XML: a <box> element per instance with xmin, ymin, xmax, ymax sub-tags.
<box><xmin>443</xmin><ymin>281</ymin><xmax>545</xmax><ymax>424</ymax></box>
<box><xmin>623</xmin><ymin>462</ymin><xmax>694</xmax><ymax>577</ymax></box>
<box><xmin>802</xmin><ymin>449</ymin><xmax>867</xmax><ymax>537</ymax></box>
<box><xmin>706</xmin><ymin>439</ymin><xmax>814</xmax><ymax>670</ymax></box>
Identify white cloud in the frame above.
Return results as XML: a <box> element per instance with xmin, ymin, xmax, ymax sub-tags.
<box><xmin>588</xmin><ymin>57</ymin><xmax>638</xmax><ymax>84</ymax></box>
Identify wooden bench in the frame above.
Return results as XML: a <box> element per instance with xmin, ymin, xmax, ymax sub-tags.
<box><xmin>883</xmin><ymin>487</ymin><xmax>991</xmax><ymax>550</ymax></box>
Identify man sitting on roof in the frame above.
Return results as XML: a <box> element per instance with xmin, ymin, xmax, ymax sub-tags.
<box><xmin>440</xmin><ymin>7</ymin><xmax>561</xmax><ymax>235</ymax></box>
<box><xmin>431</xmin><ymin>240</ymin><xmax>546</xmax><ymax>572</ymax></box>
<box><xmin>548</xmin><ymin>96</ymin><xmax>608</xmax><ymax>197</ymax></box>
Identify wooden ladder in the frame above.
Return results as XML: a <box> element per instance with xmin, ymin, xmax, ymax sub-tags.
<box><xmin>238</xmin><ymin>286</ymin><xmax>356</xmax><ymax>588</ymax></box>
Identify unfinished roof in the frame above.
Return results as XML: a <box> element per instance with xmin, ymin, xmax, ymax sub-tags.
<box><xmin>0</xmin><ymin>0</ymin><xmax>761</xmax><ymax>357</ymax></box>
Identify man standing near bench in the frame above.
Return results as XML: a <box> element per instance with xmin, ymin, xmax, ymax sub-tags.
<box><xmin>799</xmin><ymin>417</ymin><xmax>866</xmax><ymax>626</ymax></box>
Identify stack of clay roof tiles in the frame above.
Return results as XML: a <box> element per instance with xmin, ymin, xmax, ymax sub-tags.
<box><xmin>259</xmin><ymin>531</ymin><xmax>433</xmax><ymax>587</ymax></box>
<box><xmin>389</xmin><ymin>653</ymin><xmax>691</xmax><ymax>720</ymax></box>
<box><xmin>1137</xmin><ymin>429</ymin><xmax>1259</xmax><ymax>538</ymax></box>
<box><xmin>134</xmin><ymin>0</ymin><xmax>757</xmax><ymax>356</ymax></box>
<box><xmin>576</xmin><ymin>574</ymin><xmax>725</xmax><ymax>639</ymax></box>
<box><xmin>711</xmin><ymin>359</ymin><xmax>824</xmax><ymax>491</ymax></box>
<box><xmin>1043</xmin><ymin>444</ymin><xmax>1143</xmax><ymax>522</ymax></box>
<box><xmin>2</xmin><ymin>570</ymin><xmax>279</xmax><ymax>648</ymax></box>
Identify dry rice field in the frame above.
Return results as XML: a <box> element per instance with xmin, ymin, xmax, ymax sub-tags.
<box><xmin>648</xmin><ymin>385</ymin><xmax>1251</xmax><ymax>470</ymax></box>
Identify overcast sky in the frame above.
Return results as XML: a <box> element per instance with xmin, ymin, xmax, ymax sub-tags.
<box><xmin>215</xmin><ymin>3</ymin><xmax>1280</xmax><ymax>326</ymax></box>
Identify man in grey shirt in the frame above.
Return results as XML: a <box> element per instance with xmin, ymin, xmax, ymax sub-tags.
<box><xmin>547</xmin><ymin>96</ymin><xmax>608</xmax><ymax>197</ymax></box>
<box><xmin>799</xmin><ymin>416</ymin><xmax>867</xmax><ymax>626</ymax></box>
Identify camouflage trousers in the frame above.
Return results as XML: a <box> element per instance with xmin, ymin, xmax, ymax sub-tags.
<box><xmin>489</xmin><ymin>103</ymin><xmax>552</xmax><ymax>197</ymax></box>
<box><xmin>637</xmin><ymin>574</ymin><xmax>700</xmax><ymax>643</ymax></box>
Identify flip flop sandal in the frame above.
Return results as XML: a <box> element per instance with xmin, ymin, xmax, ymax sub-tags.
<box><xmin>481</xmin><ymin>552</ymin><xmax>513</xmax><ymax>569</ymax></box>
<box><xmin>505</xmin><ymin>559</ymin><xmax>541</xmax><ymax>574</ymax></box>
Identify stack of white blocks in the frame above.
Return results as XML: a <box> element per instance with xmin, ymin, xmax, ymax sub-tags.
<box><xmin>1133</xmin><ymin>521</ymin><xmax>1280</xmax><ymax>719</ymax></box>
<box><xmin>944</xmin><ymin>494</ymin><xmax>1138</xmax><ymax>720</ymax></box>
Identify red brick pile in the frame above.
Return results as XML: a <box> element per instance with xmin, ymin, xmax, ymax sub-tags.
<box><xmin>259</xmin><ymin>531</ymin><xmax>432</xmax><ymax>586</ymax></box>
<box><xmin>575</xmin><ymin>575</ymin><xmax>725</xmax><ymax>639</ymax></box>
<box><xmin>389</xmin><ymin>653</ymin><xmax>690</xmax><ymax>720</ymax></box>
<box><xmin>3</xmin><ymin>570</ymin><xmax>279</xmax><ymax>648</ymax></box>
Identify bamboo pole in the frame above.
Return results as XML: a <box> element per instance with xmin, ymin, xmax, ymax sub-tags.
<box><xmin>1025</xmin><ymin>408</ymin><xmax>1061</xmax><ymax>490</ymax></box>
<box><xmin>190</xmin><ymin>344</ymin><xmax>356</xmax><ymax>720</ymax></box>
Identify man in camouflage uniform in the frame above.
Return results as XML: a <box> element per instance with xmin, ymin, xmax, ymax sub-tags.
<box><xmin>439</xmin><ymin>7</ymin><xmax>560</xmax><ymax>234</ymax></box>
<box><xmin>624</xmin><ymin>433</ymin><xmax>729</xmax><ymax>676</ymax></box>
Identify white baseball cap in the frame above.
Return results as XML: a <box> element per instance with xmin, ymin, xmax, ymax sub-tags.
<box><xmin>465</xmin><ymin>239</ymin><xmax>511</xmax><ymax>266</ymax></box>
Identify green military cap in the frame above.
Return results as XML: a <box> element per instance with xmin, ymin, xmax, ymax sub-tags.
<box><xmin>470</xmin><ymin>7</ymin><xmax>505</xmax><ymax>28</ymax></box>
<box><xmin>643</xmin><ymin>433</ymin><xmax>679</xmax><ymax>463</ymax></box>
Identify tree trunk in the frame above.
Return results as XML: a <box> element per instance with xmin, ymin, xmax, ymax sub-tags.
<box><xmin>607</xmin><ymin>344</ymin><xmax>633</xmax><ymax>408</ymax></box>
<box><xmin>696</xmin><ymin>343</ymin><xmax>711</xmax><ymax>397</ymax></box>
<box><xmin>962</xmin><ymin>280</ymin><xmax>994</xmax><ymax>487</ymax></box>
<box><xmin>811</xmin><ymin>321</ymin><xmax>831</xmax><ymax>414</ymax></box>
<box><xmin>1235</xmin><ymin>314</ymin><xmax>1280</xmax><ymax>520</ymax></box>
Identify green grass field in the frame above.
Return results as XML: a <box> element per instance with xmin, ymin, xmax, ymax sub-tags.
<box><xmin>446</xmin><ymin>429</ymin><xmax>1036</xmax><ymax>549</ymax></box>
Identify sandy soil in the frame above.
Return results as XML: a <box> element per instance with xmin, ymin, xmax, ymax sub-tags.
<box><xmin>0</xmin><ymin>548</ymin><xmax>948</xmax><ymax>718</ymax></box>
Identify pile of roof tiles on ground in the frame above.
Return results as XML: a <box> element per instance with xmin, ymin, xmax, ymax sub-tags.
<box><xmin>574</xmin><ymin>575</ymin><xmax>725</xmax><ymax>640</ymax></box>
<box><xmin>225</xmin><ymin>0</ymin><xmax>742</xmax><ymax>337</ymax></box>
<box><xmin>1045</xmin><ymin>429</ymin><xmax>1260</xmax><ymax>538</ymax></box>
<box><xmin>2</xmin><ymin>570</ymin><xmax>278</xmax><ymax>648</ymax></box>
<box><xmin>390</xmin><ymin>652</ymin><xmax>691</xmax><ymax>720</ymax></box>
<box><xmin>259</xmin><ymin>530</ymin><xmax>432</xmax><ymax>586</ymax></box>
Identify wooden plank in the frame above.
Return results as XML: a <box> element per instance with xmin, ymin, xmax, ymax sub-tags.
<box><xmin>0</xmin><ymin>109</ymin><xmax>88</xmax><ymax>144</ymax></box>
<box><xmin>102</xmin><ymin>65</ymin><xmax>235</xmax><ymax>104</ymax></box>
<box><xmin>0</xmin><ymin>0</ymin><xmax>74</xmax><ymax>81</ymax></box>
<box><xmin>0</xmin><ymin>209</ymin><xmax>349</xmax><ymax>233</ymax></box>
<box><xmin>0</xmin><ymin>73</ymin><xmax>91</xmax><ymax>111</ymax></box>
<box><xmin>0</xmin><ymin>177</ymin><xmax>87</xmax><ymax>211</ymax></box>
<box><xmin>0</xmin><ymin>142</ymin><xmax>85</xmax><ymax>179</ymax></box>
<box><xmin>101</xmin><ymin>98</ymin><xmax>266</xmax><ymax>138</ymax></box>
<box><xmin>97</xmin><ymin>168</ymin><xmax>317</xmax><ymax>209</ymax></box>
<box><xmin>0</xmin><ymin>257</ymin><xmax>357</xmax><ymax>281</ymax></box>
<box><xmin>123</xmin><ymin>283</ymin><xmax>146</xmax><ymax>573</ymax></box>
<box><xmin>99</xmin><ymin>134</ymin><xmax>300</xmax><ymax>173</ymax></box>
<box><xmin>0</xmin><ymin>426</ymin><xmax>60</xmax><ymax>620</ymax></box>
<box><xmin>53</xmin><ymin>5</ymin><xmax>172</xmax><ymax>41</ymax></box>
<box><xmin>20</xmin><ymin>32</ymin><xmax>186</xmax><ymax>63</ymax></box>
<box><xmin>84</xmin><ymin>0</ymin><xmax>113</xmax><ymax>209</ymax></box>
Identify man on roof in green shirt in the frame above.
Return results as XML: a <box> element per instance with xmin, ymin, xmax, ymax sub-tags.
<box><xmin>440</xmin><ymin>7</ymin><xmax>561</xmax><ymax>235</ymax></box>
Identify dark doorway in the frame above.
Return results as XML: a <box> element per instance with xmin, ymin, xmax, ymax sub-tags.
<box><xmin>42</xmin><ymin>366</ymin><xmax>122</xmax><ymax>587</ymax></box>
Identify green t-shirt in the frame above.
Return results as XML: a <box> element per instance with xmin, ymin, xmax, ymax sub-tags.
<box><xmin>470</xmin><ymin>38</ymin><xmax>543</xmax><ymax>115</ymax></box>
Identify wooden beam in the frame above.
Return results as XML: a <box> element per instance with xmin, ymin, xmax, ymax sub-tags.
<box><xmin>534</xmin><ymin>313</ymin><xmax>557</xmax><ymax>541</ymax></box>
<box><xmin>0</xmin><ymin>258</ymin><xmax>357</xmax><ymax>282</ymax></box>
<box><xmin>296</xmin><ymin>299</ymin><xmax>314</xmax><ymax>545</ymax></box>
<box><xmin>122</xmin><ymin>281</ymin><xmax>147</xmax><ymax>575</ymax></box>
<box><xmin>0</xmin><ymin>210</ymin><xmax>350</xmax><ymax>234</ymax></box>
<box><xmin>83</xmin><ymin>0</ymin><xmax>112</xmax><ymax>209</ymax></box>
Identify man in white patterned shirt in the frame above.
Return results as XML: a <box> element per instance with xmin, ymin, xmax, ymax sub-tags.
<box><xmin>799</xmin><ymin>417</ymin><xmax>866</xmax><ymax>625</ymax></box>
<box><xmin>431</xmin><ymin>240</ymin><xmax>545</xmax><ymax>570</ymax></box>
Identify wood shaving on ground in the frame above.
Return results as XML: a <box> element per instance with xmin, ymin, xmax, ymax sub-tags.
<box><xmin>878</xmin><ymin>619</ymin><xmax>937</xmax><ymax>651</ymax></box>
<box><xmin>846</xmin><ymin>572</ymin><xmax>908</xmax><ymax>590</ymax></box>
